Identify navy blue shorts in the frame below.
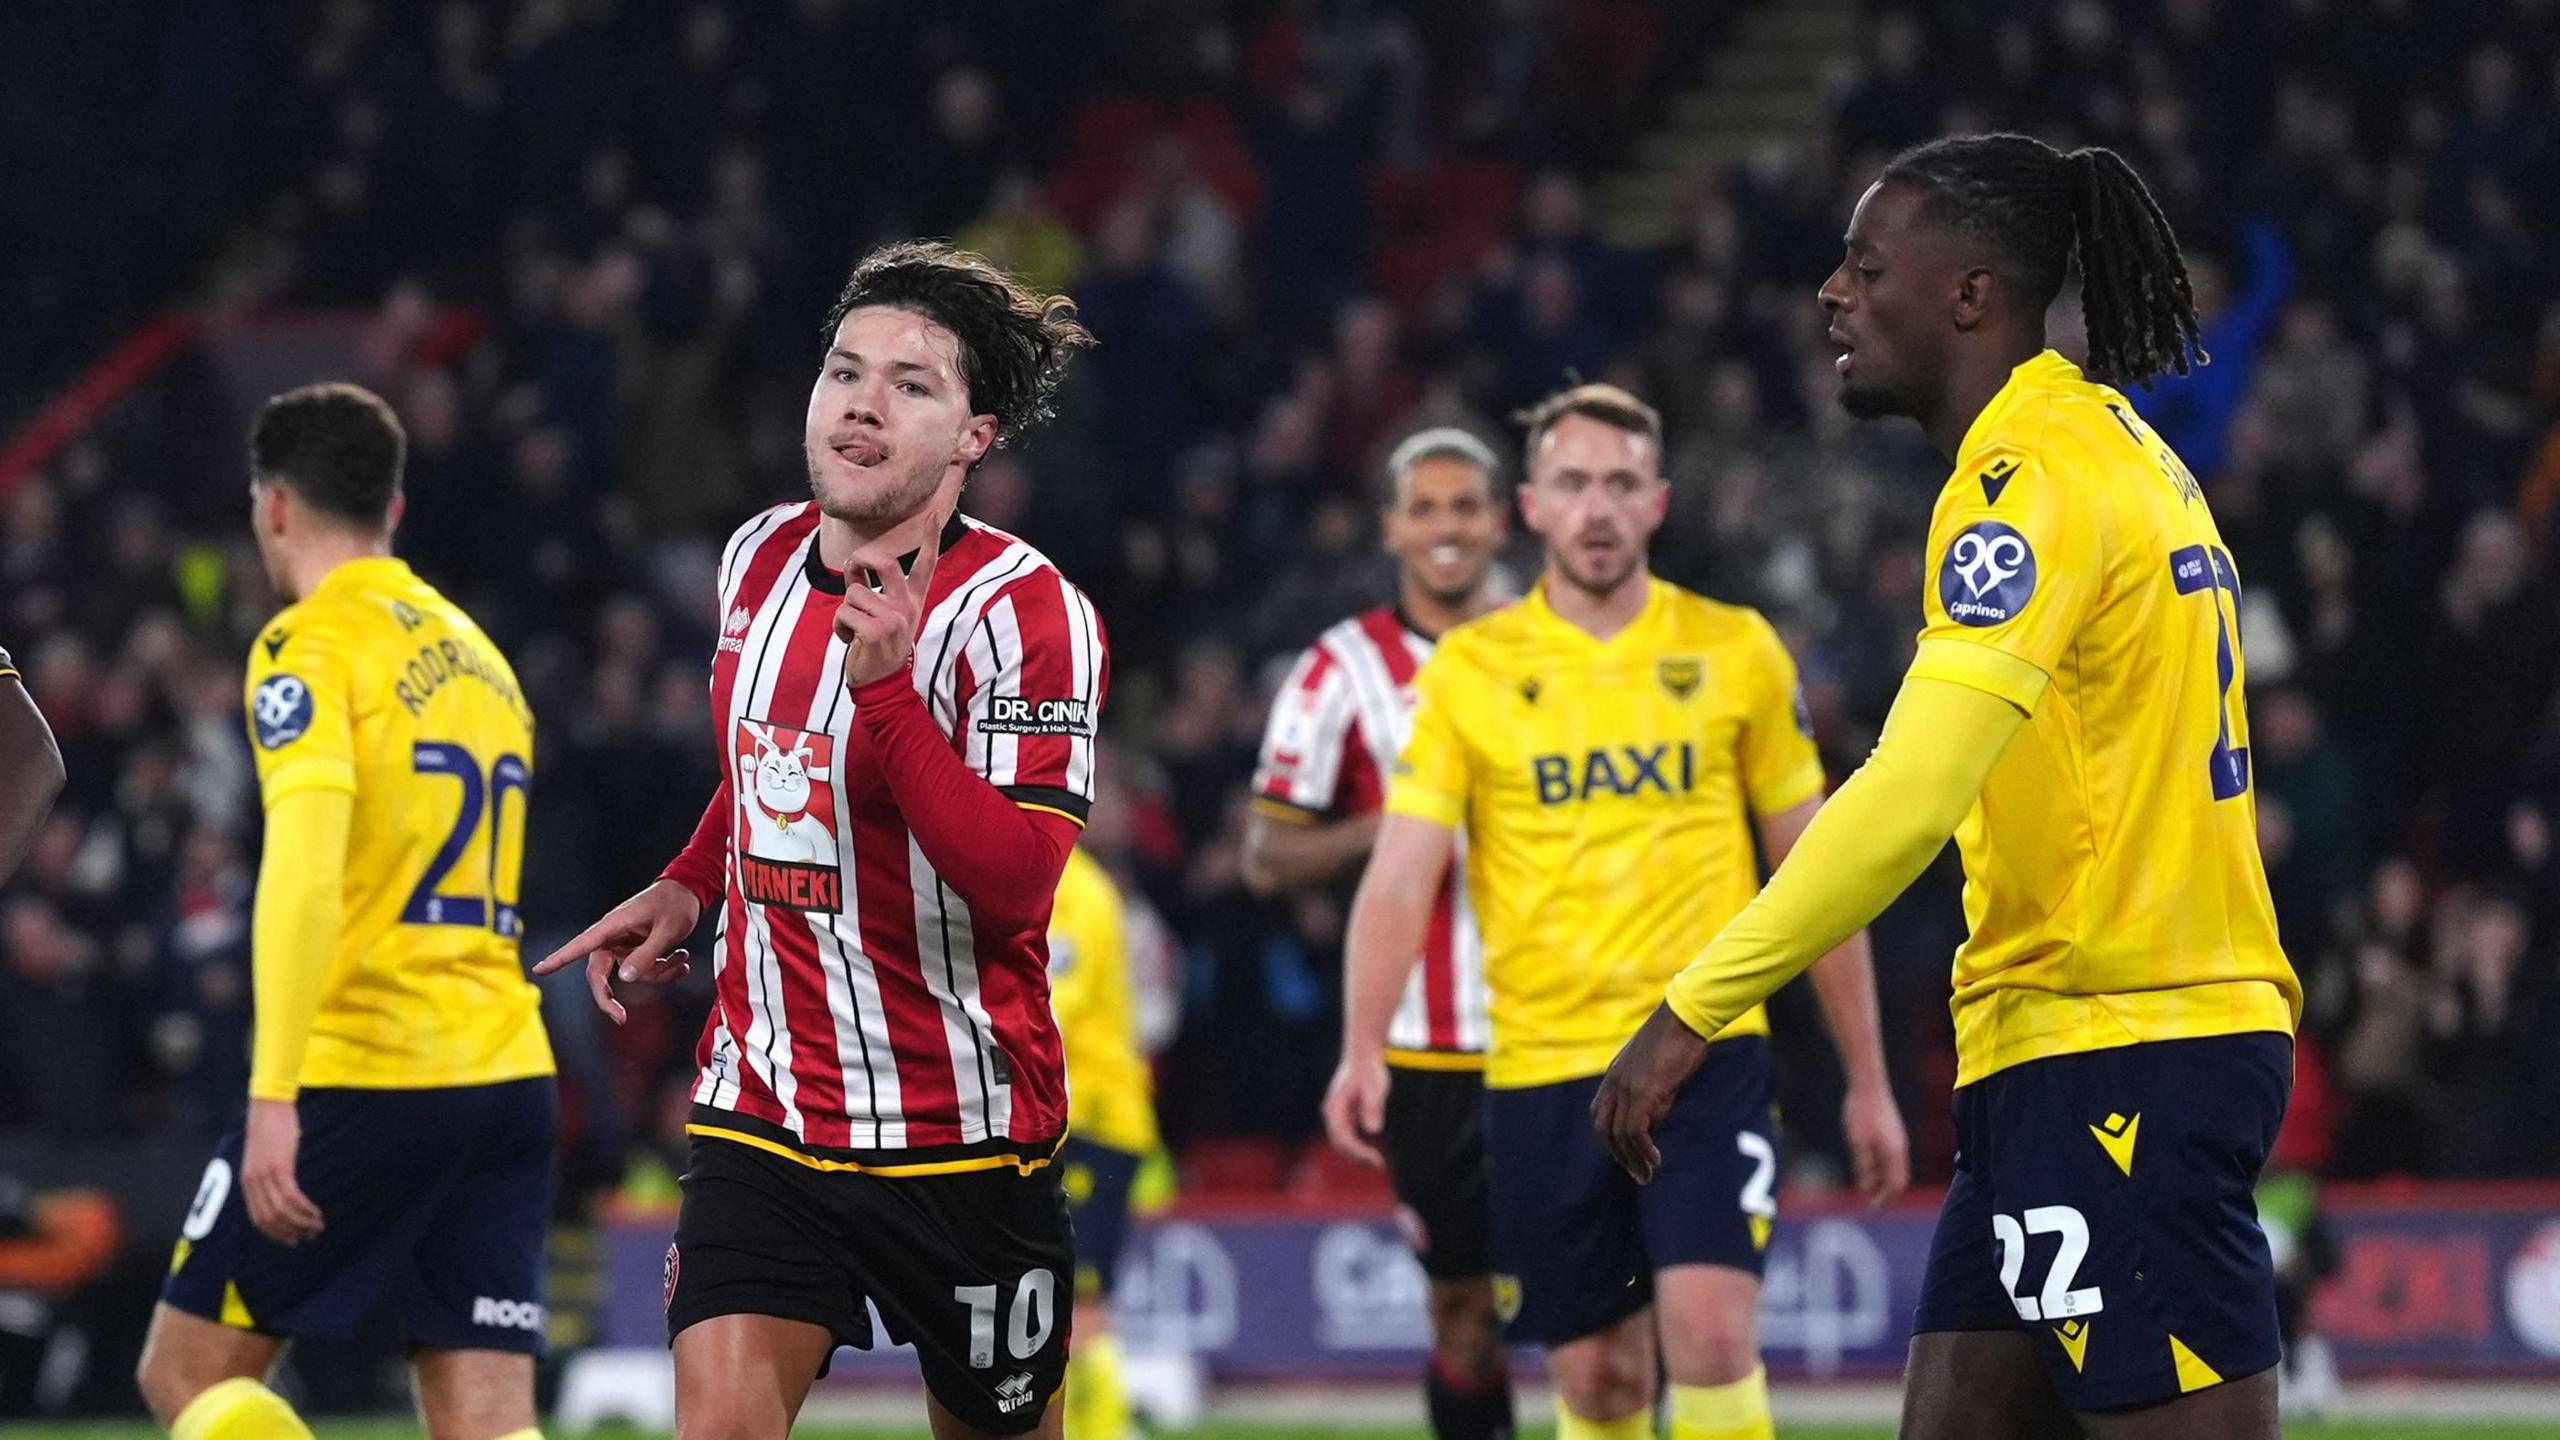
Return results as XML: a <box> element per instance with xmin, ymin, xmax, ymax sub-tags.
<box><xmin>163</xmin><ymin>1078</ymin><xmax>557</xmax><ymax>1353</ymax></box>
<box><xmin>1484</xmin><ymin>1037</ymin><xmax>1776</xmax><ymax>1346</ymax></box>
<box><xmin>1913</xmin><ymin>1033</ymin><xmax>2291</xmax><ymax>1410</ymax></box>
<box><xmin>1059</xmin><ymin>1138</ymin><xmax>1142</xmax><ymax>1304</ymax></box>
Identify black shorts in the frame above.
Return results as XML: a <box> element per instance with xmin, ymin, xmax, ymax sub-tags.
<box><xmin>162</xmin><ymin>1078</ymin><xmax>557</xmax><ymax>1353</ymax></box>
<box><xmin>1380</xmin><ymin>1060</ymin><xmax>1493</xmax><ymax>1280</ymax></box>
<box><xmin>1484</xmin><ymin>1037</ymin><xmax>1775</xmax><ymax>1345</ymax></box>
<box><xmin>666</xmin><ymin>1134</ymin><xmax>1075</xmax><ymax>1434</ymax></box>
<box><xmin>1058</xmin><ymin>1138</ymin><xmax>1142</xmax><ymax>1304</ymax></box>
<box><xmin>1913</xmin><ymin>1033</ymin><xmax>2292</xmax><ymax>1410</ymax></box>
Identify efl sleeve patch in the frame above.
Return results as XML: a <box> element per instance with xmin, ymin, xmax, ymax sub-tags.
<box><xmin>251</xmin><ymin>674</ymin><xmax>316</xmax><ymax>749</ymax></box>
<box><xmin>1937</xmin><ymin>521</ymin><xmax>2038</xmax><ymax>627</ymax></box>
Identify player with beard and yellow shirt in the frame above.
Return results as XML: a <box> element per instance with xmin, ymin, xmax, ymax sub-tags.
<box><xmin>1597</xmin><ymin>137</ymin><xmax>2301</xmax><ymax>1440</ymax></box>
<box><xmin>1327</xmin><ymin>384</ymin><xmax>1907</xmax><ymax>1440</ymax></box>
<box><xmin>140</xmin><ymin>384</ymin><xmax>553</xmax><ymax>1440</ymax></box>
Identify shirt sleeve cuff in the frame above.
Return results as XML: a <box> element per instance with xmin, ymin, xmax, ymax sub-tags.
<box><xmin>1906</xmin><ymin>637</ymin><xmax>2050</xmax><ymax>714</ymax></box>
<box><xmin>1385</xmin><ymin>783</ymin><xmax>1464</xmax><ymax>829</ymax></box>
<box><xmin>1664</xmin><ymin>979</ymin><xmax>1729</xmax><ymax>1042</ymax></box>
<box><xmin>1750</xmin><ymin>759</ymin><xmax>1829</xmax><ymax>817</ymax></box>
<box><xmin>1251</xmin><ymin>795</ymin><xmax>1322</xmax><ymax>825</ymax></box>
<box><xmin>260</xmin><ymin>760</ymin><xmax>358</xmax><ymax>804</ymax></box>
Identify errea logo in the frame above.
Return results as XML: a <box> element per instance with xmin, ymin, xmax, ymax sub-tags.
<box><xmin>719</xmin><ymin>604</ymin><xmax>753</xmax><ymax>653</ymax></box>
<box><xmin>472</xmin><ymin>1296</ymin><xmax>546</xmax><ymax>1331</ymax></box>
<box><xmin>993</xmin><ymin>1372</ymin><xmax>1038</xmax><ymax>1413</ymax></box>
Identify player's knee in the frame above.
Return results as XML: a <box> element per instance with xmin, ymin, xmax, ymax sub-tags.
<box><xmin>1552</xmin><ymin>1347</ymin><xmax>1652</xmax><ymax>1421</ymax></box>
<box><xmin>135</xmin><ymin>1333</ymin><xmax>221</xmax><ymax>1425</ymax></box>
<box><xmin>675</xmin><ymin>1387</ymin><xmax>793</xmax><ymax>1440</ymax></box>
<box><xmin>1662</xmin><ymin>1310</ymin><xmax>1759</xmax><ymax>1386</ymax></box>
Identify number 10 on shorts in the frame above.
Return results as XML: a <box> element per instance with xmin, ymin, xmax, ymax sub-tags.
<box><xmin>1993</xmin><ymin>1206</ymin><xmax>2103</xmax><ymax>1322</ymax></box>
<box><xmin>955</xmin><ymin>1269</ymin><xmax>1056</xmax><ymax>1368</ymax></box>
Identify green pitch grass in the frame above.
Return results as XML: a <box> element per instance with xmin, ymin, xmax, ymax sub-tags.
<box><xmin>0</xmin><ymin>1422</ymin><xmax>2547</xmax><ymax>1439</ymax></box>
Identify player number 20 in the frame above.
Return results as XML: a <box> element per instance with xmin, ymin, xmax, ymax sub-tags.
<box><xmin>1992</xmin><ymin>1205</ymin><xmax>2103</xmax><ymax>1322</ymax></box>
<box><xmin>954</xmin><ymin>1269</ymin><xmax>1056</xmax><ymax>1369</ymax></box>
<box><xmin>403</xmin><ymin>742</ymin><xmax>531</xmax><ymax>934</ymax></box>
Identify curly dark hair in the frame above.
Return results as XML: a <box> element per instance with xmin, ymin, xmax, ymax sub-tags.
<box><xmin>1881</xmin><ymin>133</ymin><xmax>2205</xmax><ymax>389</ymax></box>
<box><xmin>822</xmin><ymin>240</ymin><xmax>1094</xmax><ymax>447</ymax></box>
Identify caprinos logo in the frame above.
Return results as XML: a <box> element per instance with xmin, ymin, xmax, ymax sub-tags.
<box><xmin>1938</xmin><ymin>521</ymin><xmax>2038</xmax><ymax>627</ymax></box>
<box><xmin>1951</xmin><ymin>529</ymin><xmax>2028</xmax><ymax>598</ymax></box>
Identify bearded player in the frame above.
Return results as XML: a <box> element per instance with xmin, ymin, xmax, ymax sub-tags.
<box><xmin>1243</xmin><ymin>427</ymin><xmax>1514</xmax><ymax>1440</ymax></box>
<box><xmin>540</xmin><ymin>242</ymin><xmax>1101</xmax><ymax>1440</ymax></box>
<box><xmin>1334</xmin><ymin>384</ymin><xmax>1908</xmax><ymax>1440</ymax></box>
<box><xmin>1597</xmin><ymin>135</ymin><xmax>2300</xmax><ymax>1440</ymax></box>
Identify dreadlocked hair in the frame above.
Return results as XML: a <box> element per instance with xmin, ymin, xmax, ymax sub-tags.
<box><xmin>1879</xmin><ymin>133</ymin><xmax>2205</xmax><ymax>389</ymax></box>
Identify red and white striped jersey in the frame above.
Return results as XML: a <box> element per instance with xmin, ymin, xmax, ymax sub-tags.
<box><xmin>693</xmin><ymin>501</ymin><xmax>1106</xmax><ymax>1162</ymax></box>
<box><xmin>1252</xmin><ymin>608</ymin><xmax>1488</xmax><ymax>1056</ymax></box>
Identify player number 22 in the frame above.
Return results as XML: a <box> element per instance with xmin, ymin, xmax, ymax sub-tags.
<box><xmin>955</xmin><ymin>1269</ymin><xmax>1056</xmax><ymax>1369</ymax></box>
<box><xmin>403</xmin><ymin>742</ymin><xmax>530</xmax><ymax>934</ymax></box>
<box><xmin>1993</xmin><ymin>1205</ymin><xmax>2103</xmax><ymax>1322</ymax></box>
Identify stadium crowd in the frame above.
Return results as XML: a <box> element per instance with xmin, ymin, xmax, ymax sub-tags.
<box><xmin>4</xmin><ymin>0</ymin><xmax>2558</xmax><ymax>1240</ymax></box>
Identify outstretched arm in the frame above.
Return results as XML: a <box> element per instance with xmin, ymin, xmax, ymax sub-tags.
<box><xmin>1756</xmin><ymin>796</ymin><xmax>1910</xmax><ymax>1205</ymax></box>
<box><xmin>1596</xmin><ymin>667</ymin><xmax>2032</xmax><ymax>1180</ymax></box>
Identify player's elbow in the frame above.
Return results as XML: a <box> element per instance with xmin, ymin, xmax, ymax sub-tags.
<box><xmin>1238</xmin><ymin>825</ymin><xmax>1286</xmax><ymax>897</ymax></box>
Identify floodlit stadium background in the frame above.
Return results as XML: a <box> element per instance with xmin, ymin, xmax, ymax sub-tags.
<box><xmin>2</xmin><ymin>0</ymin><xmax>2557</xmax><ymax>1431</ymax></box>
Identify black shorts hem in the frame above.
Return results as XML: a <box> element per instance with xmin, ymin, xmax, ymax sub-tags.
<box><xmin>401</xmin><ymin>1326</ymin><xmax>548</xmax><ymax>1357</ymax></box>
<box><xmin>158</xmin><ymin>1293</ymin><xmax>291</xmax><ymax>1341</ymax></box>
<box><xmin>2072</xmin><ymin>1356</ymin><xmax>2280</xmax><ymax>1414</ymax></box>
<box><xmin>667</xmin><ymin>1293</ymin><xmax>871</xmax><ymax>1371</ymax></box>
<box><xmin>1504</xmin><ymin>1283</ymin><xmax>1651</xmax><ymax>1349</ymax></box>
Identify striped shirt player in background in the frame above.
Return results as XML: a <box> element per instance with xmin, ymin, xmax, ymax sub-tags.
<box><xmin>1241</xmin><ymin>427</ymin><xmax>1515</xmax><ymax>1440</ymax></box>
<box><xmin>538</xmin><ymin>242</ymin><xmax>1101</xmax><ymax>1440</ymax></box>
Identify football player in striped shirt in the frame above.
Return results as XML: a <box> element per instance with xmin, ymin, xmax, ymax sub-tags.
<box><xmin>1336</xmin><ymin>384</ymin><xmax>1907</xmax><ymax>1440</ymax></box>
<box><xmin>1598</xmin><ymin>136</ymin><xmax>2300</xmax><ymax>1440</ymax></box>
<box><xmin>540</xmin><ymin>242</ymin><xmax>1101</xmax><ymax>1440</ymax></box>
<box><xmin>1243</xmin><ymin>426</ymin><xmax>1515</xmax><ymax>1440</ymax></box>
<box><xmin>0</xmin><ymin>641</ymin><xmax>63</xmax><ymax>882</ymax></box>
<box><xmin>141</xmin><ymin>384</ymin><xmax>555</xmax><ymax>1440</ymax></box>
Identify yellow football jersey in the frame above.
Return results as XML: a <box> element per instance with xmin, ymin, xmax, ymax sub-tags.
<box><xmin>244</xmin><ymin>556</ymin><xmax>552</xmax><ymax>1090</ymax></box>
<box><xmin>1389</xmin><ymin>579</ymin><xmax>1827</xmax><ymax>1088</ymax></box>
<box><xmin>1048</xmin><ymin>847</ymin><xmax>1158</xmax><ymax>1155</ymax></box>
<box><xmin>1907</xmin><ymin>351</ymin><xmax>2300</xmax><ymax>1086</ymax></box>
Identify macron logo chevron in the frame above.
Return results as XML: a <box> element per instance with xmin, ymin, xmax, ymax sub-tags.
<box><xmin>1980</xmin><ymin>458</ymin><xmax>2020</xmax><ymax>504</ymax></box>
<box><xmin>2090</xmin><ymin>1111</ymin><xmax>2140</xmax><ymax>1177</ymax></box>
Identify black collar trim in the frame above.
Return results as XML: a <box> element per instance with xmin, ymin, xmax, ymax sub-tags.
<box><xmin>803</xmin><ymin>511</ymin><xmax>972</xmax><ymax>596</ymax></box>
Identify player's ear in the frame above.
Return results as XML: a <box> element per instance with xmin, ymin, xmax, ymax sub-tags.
<box><xmin>955</xmin><ymin>413</ymin><xmax>999</xmax><ymax>467</ymax></box>
<box><xmin>384</xmin><ymin>489</ymin><xmax>407</xmax><ymax>537</ymax></box>
<box><xmin>1952</xmin><ymin>265</ymin><xmax>1996</xmax><ymax>333</ymax></box>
